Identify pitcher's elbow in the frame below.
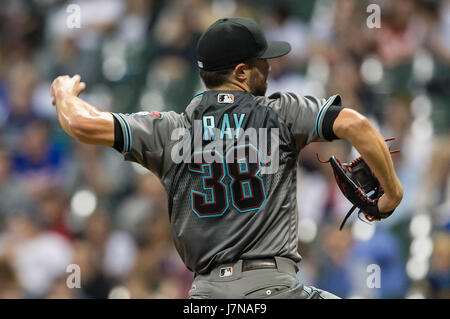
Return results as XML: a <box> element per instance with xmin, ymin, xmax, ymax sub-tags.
<box><xmin>394</xmin><ymin>183</ymin><xmax>404</xmax><ymax>204</ymax></box>
<box><xmin>334</xmin><ymin>109</ymin><xmax>371</xmax><ymax>140</ymax></box>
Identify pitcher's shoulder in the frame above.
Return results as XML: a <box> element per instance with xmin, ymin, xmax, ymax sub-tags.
<box><xmin>255</xmin><ymin>91</ymin><xmax>303</xmax><ymax>107</ymax></box>
<box><xmin>254</xmin><ymin>92</ymin><xmax>303</xmax><ymax>119</ymax></box>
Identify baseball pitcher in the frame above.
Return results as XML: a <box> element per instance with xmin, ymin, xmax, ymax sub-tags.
<box><xmin>50</xmin><ymin>18</ymin><xmax>403</xmax><ymax>299</ymax></box>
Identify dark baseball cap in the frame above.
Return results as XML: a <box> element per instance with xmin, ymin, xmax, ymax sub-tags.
<box><xmin>196</xmin><ymin>17</ymin><xmax>291</xmax><ymax>72</ymax></box>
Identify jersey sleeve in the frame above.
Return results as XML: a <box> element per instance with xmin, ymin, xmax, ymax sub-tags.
<box><xmin>269</xmin><ymin>92</ymin><xmax>343</xmax><ymax>150</ymax></box>
<box><xmin>111</xmin><ymin>110</ymin><xmax>182</xmax><ymax>177</ymax></box>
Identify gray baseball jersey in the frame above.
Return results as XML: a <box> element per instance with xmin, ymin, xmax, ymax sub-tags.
<box><xmin>112</xmin><ymin>91</ymin><xmax>342</xmax><ymax>274</ymax></box>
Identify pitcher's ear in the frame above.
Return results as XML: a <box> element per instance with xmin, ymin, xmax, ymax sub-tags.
<box><xmin>233</xmin><ymin>63</ymin><xmax>250</xmax><ymax>82</ymax></box>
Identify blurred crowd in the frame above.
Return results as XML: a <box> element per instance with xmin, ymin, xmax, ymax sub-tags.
<box><xmin>0</xmin><ymin>0</ymin><xmax>448</xmax><ymax>299</ymax></box>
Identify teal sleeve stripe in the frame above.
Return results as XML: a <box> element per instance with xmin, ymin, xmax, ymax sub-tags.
<box><xmin>193</xmin><ymin>91</ymin><xmax>205</xmax><ymax>99</ymax></box>
<box><xmin>315</xmin><ymin>95</ymin><xmax>337</xmax><ymax>138</ymax></box>
<box><xmin>121</xmin><ymin>114</ymin><xmax>132</xmax><ymax>152</ymax></box>
<box><xmin>115</xmin><ymin>113</ymin><xmax>132</xmax><ymax>153</ymax></box>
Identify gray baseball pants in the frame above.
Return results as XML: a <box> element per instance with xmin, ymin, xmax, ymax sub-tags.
<box><xmin>189</xmin><ymin>256</ymin><xmax>340</xmax><ymax>299</ymax></box>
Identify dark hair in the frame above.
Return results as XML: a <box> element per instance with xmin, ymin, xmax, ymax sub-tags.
<box><xmin>199</xmin><ymin>68</ymin><xmax>234</xmax><ymax>88</ymax></box>
<box><xmin>198</xmin><ymin>59</ymin><xmax>258</xmax><ymax>88</ymax></box>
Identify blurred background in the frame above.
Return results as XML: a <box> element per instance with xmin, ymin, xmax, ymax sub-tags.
<box><xmin>0</xmin><ymin>0</ymin><xmax>448</xmax><ymax>299</ymax></box>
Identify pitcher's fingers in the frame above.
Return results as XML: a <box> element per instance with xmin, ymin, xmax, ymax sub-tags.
<box><xmin>79</xmin><ymin>82</ymin><xmax>86</xmax><ymax>91</ymax></box>
<box><xmin>73</xmin><ymin>74</ymin><xmax>81</xmax><ymax>83</ymax></box>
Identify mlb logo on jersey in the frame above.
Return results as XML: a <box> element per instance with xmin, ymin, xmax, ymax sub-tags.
<box><xmin>219</xmin><ymin>267</ymin><xmax>233</xmax><ymax>277</ymax></box>
<box><xmin>218</xmin><ymin>93</ymin><xmax>234</xmax><ymax>104</ymax></box>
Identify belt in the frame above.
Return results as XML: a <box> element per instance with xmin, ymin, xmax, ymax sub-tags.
<box><xmin>193</xmin><ymin>257</ymin><xmax>297</xmax><ymax>279</ymax></box>
<box><xmin>242</xmin><ymin>258</ymin><xmax>277</xmax><ymax>272</ymax></box>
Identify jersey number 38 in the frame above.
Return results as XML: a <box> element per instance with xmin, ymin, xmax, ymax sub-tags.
<box><xmin>188</xmin><ymin>145</ymin><xmax>267</xmax><ymax>218</ymax></box>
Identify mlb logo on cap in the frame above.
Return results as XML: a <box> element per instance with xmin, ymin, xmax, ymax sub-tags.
<box><xmin>218</xmin><ymin>93</ymin><xmax>234</xmax><ymax>104</ymax></box>
<box><xmin>219</xmin><ymin>267</ymin><xmax>233</xmax><ymax>277</ymax></box>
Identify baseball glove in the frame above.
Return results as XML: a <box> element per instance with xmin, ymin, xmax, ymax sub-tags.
<box><xmin>317</xmin><ymin>138</ymin><xmax>400</xmax><ymax>230</ymax></box>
